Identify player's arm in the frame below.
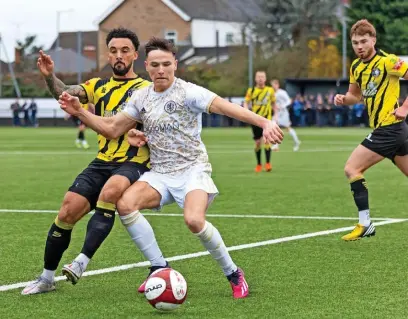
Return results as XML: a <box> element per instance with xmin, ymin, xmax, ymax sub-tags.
<box><xmin>243</xmin><ymin>88</ymin><xmax>252</xmax><ymax>109</ymax></box>
<box><xmin>37</xmin><ymin>50</ymin><xmax>88</xmax><ymax>103</ymax></box>
<box><xmin>45</xmin><ymin>74</ymin><xmax>88</xmax><ymax>103</ymax></box>
<box><xmin>58</xmin><ymin>92</ymin><xmax>136</xmax><ymax>139</ymax></box>
<box><xmin>334</xmin><ymin>83</ymin><xmax>362</xmax><ymax>106</ymax></box>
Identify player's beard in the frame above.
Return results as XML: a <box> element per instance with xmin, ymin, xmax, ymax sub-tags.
<box><xmin>112</xmin><ymin>62</ymin><xmax>132</xmax><ymax>76</ymax></box>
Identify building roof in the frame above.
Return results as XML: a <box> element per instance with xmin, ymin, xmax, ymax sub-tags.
<box><xmin>49</xmin><ymin>31</ymin><xmax>97</xmax><ymax>52</ymax></box>
<box><xmin>26</xmin><ymin>48</ymin><xmax>96</xmax><ymax>73</ymax></box>
<box><xmin>95</xmin><ymin>0</ymin><xmax>263</xmax><ymax>25</ymax></box>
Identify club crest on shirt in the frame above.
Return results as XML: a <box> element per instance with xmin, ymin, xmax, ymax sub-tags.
<box><xmin>127</xmin><ymin>89</ymin><xmax>134</xmax><ymax>98</ymax></box>
<box><xmin>164</xmin><ymin>101</ymin><xmax>177</xmax><ymax>114</ymax></box>
<box><xmin>371</xmin><ymin>68</ymin><xmax>381</xmax><ymax>77</ymax></box>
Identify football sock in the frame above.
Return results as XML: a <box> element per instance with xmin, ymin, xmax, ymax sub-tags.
<box><xmin>120</xmin><ymin>210</ymin><xmax>167</xmax><ymax>267</ymax></box>
<box><xmin>195</xmin><ymin>221</ymin><xmax>237</xmax><ymax>276</ymax></box>
<box><xmin>350</xmin><ymin>175</ymin><xmax>371</xmax><ymax>226</ymax></box>
<box><xmin>80</xmin><ymin>201</ymin><xmax>116</xmax><ymax>260</ymax></box>
<box><xmin>264</xmin><ymin>144</ymin><xmax>271</xmax><ymax>163</ymax></box>
<box><xmin>255</xmin><ymin>146</ymin><xmax>261</xmax><ymax>165</ymax></box>
<box><xmin>44</xmin><ymin>218</ymin><xmax>74</xmax><ymax>274</ymax></box>
<box><xmin>78</xmin><ymin>131</ymin><xmax>84</xmax><ymax>140</ymax></box>
<box><xmin>288</xmin><ymin>128</ymin><xmax>300</xmax><ymax>144</ymax></box>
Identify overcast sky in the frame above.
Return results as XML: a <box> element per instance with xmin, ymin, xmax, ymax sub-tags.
<box><xmin>0</xmin><ymin>0</ymin><xmax>114</xmax><ymax>62</ymax></box>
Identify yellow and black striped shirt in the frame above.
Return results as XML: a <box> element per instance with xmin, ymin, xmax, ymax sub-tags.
<box><xmin>350</xmin><ymin>50</ymin><xmax>408</xmax><ymax>128</ymax></box>
<box><xmin>81</xmin><ymin>76</ymin><xmax>151</xmax><ymax>164</ymax></box>
<box><xmin>245</xmin><ymin>86</ymin><xmax>276</xmax><ymax>120</ymax></box>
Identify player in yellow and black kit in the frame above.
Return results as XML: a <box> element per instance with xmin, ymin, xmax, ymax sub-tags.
<box><xmin>334</xmin><ymin>19</ymin><xmax>408</xmax><ymax>241</ymax></box>
<box><xmin>244</xmin><ymin>70</ymin><xmax>276</xmax><ymax>172</ymax></box>
<box><xmin>22</xmin><ymin>28</ymin><xmax>167</xmax><ymax>295</ymax></box>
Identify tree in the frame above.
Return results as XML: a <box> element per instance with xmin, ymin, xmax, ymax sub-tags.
<box><xmin>255</xmin><ymin>0</ymin><xmax>339</xmax><ymax>51</ymax></box>
<box><xmin>346</xmin><ymin>0</ymin><xmax>408</xmax><ymax>55</ymax></box>
<box><xmin>15</xmin><ymin>35</ymin><xmax>44</xmax><ymax>71</ymax></box>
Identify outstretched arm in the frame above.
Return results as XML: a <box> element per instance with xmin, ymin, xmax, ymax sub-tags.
<box><xmin>334</xmin><ymin>83</ymin><xmax>362</xmax><ymax>106</ymax></box>
<box><xmin>58</xmin><ymin>92</ymin><xmax>136</xmax><ymax>139</ymax></box>
<box><xmin>37</xmin><ymin>50</ymin><xmax>88</xmax><ymax>103</ymax></box>
<box><xmin>209</xmin><ymin>96</ymin><xmax>283</xmax><ymax>144</ymax></box>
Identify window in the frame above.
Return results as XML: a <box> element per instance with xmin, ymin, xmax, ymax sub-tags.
<box><xmin>226</xmin><ymin>33</ymin><xmax>234</xmax><ymax>45</ymax></box>
<box><xmin>165</xmin><ymin>30</ymin><xmax>178</xmax><ymax>44</ymax></box>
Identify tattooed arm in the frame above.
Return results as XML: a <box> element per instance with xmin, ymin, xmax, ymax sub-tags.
<box><xmin>44</xmin><ymin>74</ymin><xmax>88</xmax><ymax>103</ymax></box>
<box><xmin>37</xmin><ymin>50</ymin><xmax>88</xmax><ymax>103</ymax></box>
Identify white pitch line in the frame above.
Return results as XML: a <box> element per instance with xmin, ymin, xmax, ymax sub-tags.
<box><xmin>0</xmin><ymin>209</ymin><xmax>396</xmax><ymax>221</ymax></box>
<box><xmin>0</xmin><ymin>218</ymin><xmax>405</xmax><ymax>292</ymax></box>
<box><xmin>0</xmin><ymin>148</ymin><xmax>353</xmax><ymax>156</ymax></box>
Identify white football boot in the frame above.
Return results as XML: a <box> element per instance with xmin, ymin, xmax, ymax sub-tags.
<box><xmin>21</xmin><ymin>277</ymin><xmax>55</xmax><ymax>295</ymax></box>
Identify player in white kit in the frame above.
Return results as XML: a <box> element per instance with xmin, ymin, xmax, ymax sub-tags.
<box><xmin>58</xmin><ymin>37</ymin><xmax>283</xmax><ymax>299</ymax></box>
<box><xmin>271</xmin><ymin>79</ymin><xmax>301</xmax><ymax>151</ymax></box>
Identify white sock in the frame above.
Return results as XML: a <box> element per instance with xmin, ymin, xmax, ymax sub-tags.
<box><xmin>120</xmin><ymin>211</ymin><xmax>166</xmax><ymax>267</ymax></box>
<box><xmin>41</xmin><ymin>269</ymin><xmax>55</xmax><ymax>282</ymax></box>
<box><xmin>74</xmin><ymin>253</ymin><xmax>90</xmax><ymax>271</ymax></box>
<box><xmin>195</xmin><ymin>221</ymin><xmax>237</xmax><ymax>276</ymax></box>
<box><xmin>359</xmin><ymin>210</ymin><xmax>371</xmax><ymax>226</ymax></box>
<box><xmin>288</xmin><ymin>128</ymin><xmax>300</xmax><ymax>144</ymax></box>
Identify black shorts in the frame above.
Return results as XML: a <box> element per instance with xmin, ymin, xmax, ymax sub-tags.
<box><xmin>68</xmin><ymin>159</ymin><xmax>149</xmax><ymax>210</ymax></box>
<box><xmin>251</xmin><ymin>125</ymin><xmax>263</xmax><ymax>140</ymax></box>
<box><xmin>72</xmin><ymin>116</ymin><xmax>83</xmax><ymax>127</ymax></box>
<box><xmin>361</xmin><ymin>121</ymin><xmax>408</xmax><ymax>160</ymax></box>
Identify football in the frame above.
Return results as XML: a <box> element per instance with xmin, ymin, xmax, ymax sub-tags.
<box><xmin>144</xmin><ymin>268</ymin><xmax>187</xmax><ymax>311</ymax></box>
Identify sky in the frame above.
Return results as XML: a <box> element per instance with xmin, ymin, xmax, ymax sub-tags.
<box><xmin>0</xmin><ymin>0</ymin><xmax>114</xmax><ymax>62</ymax></box>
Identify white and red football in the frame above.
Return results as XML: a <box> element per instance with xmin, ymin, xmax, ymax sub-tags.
<box><xmin>144</xmin><ymin>268</ymin><xmax>187</xmax><ymax>311</ymax></box>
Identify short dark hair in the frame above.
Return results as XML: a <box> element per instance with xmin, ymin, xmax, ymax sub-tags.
<box><xmin>145</xmin><ymin>37</ymin><xmax>177</xmax><ymax>57</ymax></box>
<box><xmin>106</xmin><ymin>27</ymin><xmax>140</xmax><ymax>51</ymax></box>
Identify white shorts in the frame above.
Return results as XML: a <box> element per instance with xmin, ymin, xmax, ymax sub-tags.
<box><xmin>277</xmin><ymin>109</ymin><xmax>291</xmax><ymax>127</ymax></box>
<box><xmin>139</xmin><ymin>164</ymin><xmax>219</xmax><ymax>209</ymax></box>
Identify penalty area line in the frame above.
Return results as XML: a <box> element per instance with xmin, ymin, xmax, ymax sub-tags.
<box><xmin>0</xmin><ymin>218</ymin><xmax>406</xmax><ymax>292</ymax></box>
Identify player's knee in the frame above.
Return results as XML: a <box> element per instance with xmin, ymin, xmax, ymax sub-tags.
<box><xmin>344</xmin><ymin>162</ymin><xmax>359</xmax><ymax>179</ymax></box>
<box><xmin>99</xmin><ymin>186</ymin><xmax>122</xmax><ymax>204</ymax></box>
<box><xmin>58</xmin><ymin>201</ymin><xmax>80</xmax><ymax>225</ymax></box>
<box><xmin>184</xmin><ymin>215</ymin><xmax>205</xmax><ymax>233</ymax></box>
<box><xmin>116</xmin><ymin>195</ymin><xmax>140</xmax><ymax>216</ymax></box>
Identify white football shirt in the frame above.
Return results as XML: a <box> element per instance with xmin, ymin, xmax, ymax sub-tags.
<box><xmin>275</xmin><ymin>88</ymin><xmax>292</xmax><ymax>110</ymax></box>
<box><xmin>124</xmin><ymin>78</ymin><xmax>217</xmax><ymax>175</ymax></box>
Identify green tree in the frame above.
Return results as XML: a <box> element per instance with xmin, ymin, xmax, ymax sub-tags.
<box><xmin>346</xmin><ymin>0</ymin><xmax>408</xmax><ymax>55</ymax></box>
<box><xmin>15</xmin><ymin>35</ymin><xmax>44</xmax><ymax>71</ymax></box>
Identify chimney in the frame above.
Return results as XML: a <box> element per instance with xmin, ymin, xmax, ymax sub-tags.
<box><xmin>83</xmin><ymin>45</ymin><xmax>97</xmax><ymax>60</ymax></box>
<box><xmin>14</xmin><ymin>47</ymin><xmax>22</xmax><ymax>65</ymax></box>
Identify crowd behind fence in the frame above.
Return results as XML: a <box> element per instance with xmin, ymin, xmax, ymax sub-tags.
<box><xmin>2</xmin><ymin>92</ymin><xmax>404</xmax><ymax>128</ymax></box>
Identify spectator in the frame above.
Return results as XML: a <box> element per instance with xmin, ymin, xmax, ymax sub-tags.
<box><xmin>30</xmin><ymin>98</ymin><xmax>38</xmax><ymax>127</ymax></box>
<box><xmin>10</xmin><ymin>99</ymin><xmax>20</xmax><ymax>126</ymax></box>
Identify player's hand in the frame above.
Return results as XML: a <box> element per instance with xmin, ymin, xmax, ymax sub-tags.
<box><xmin>37</xmin><ymin>50</ymin><xmax>54</xmax><ymax>77</ymax></box>
<box><xmin>87</xmin><ymin>103</ymin><xmax>95</xmax><ymax>114</ymax></box>
<box><xmin>392</xmin><ymin>107</ymin><xmax>408</xmax><ymax>120</ymax></box>
<box><xmin>58</xmin><ymin>92</ymin><xmax>82</xmax><ymax>116</ymax></box>
<box><xmin>262</xmin><ymin>121</ymin><xmax>284</xmax><ymax>144</ymax></box>
<box><xmin>128</xmin><ymin>129</ymin><xmax>148</xmax><ymax>147</ymax></box>
<box><xmin>334</xmin><ymin>94</ymin><xmax>345</xmax><ymax>106</ymax></box>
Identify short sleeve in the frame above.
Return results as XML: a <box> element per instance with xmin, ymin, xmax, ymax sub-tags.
<box><xmin>185</xmin><ymin>83</ymin><xmax>217</xmax><ymax>114</ymax></box>
<box><xmin>269</xmin><ymin>87</ymin><xmax>276</xmax><ymax>103</ymax></box>
<box><xmin>349</xmin><ymin>65</ymin><xmax>356</xmax><ymax>84</ymax></box>
<box><xmin>80</xmin><ymin>78</ymin><xmax>100</xmax><ymax>104</ymax></box>
<box><xmin>384</xmin><ymin>54</ymin><xmax>408</xmax><ymax>78</ymax></box>
<box><xmin>123</xmin><ymin>89</ymin><xmax>142</xmax><ymax>121</ymax></box>
<box><xmin>245</xmin><ymin>88</ymin><xmax>253</xmax><ymax>102</ymax></box>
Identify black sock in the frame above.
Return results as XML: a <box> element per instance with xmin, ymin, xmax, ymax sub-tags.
<box><xmin>44</xmin><ymin>221</ymin><xmax>73</xmax><ymax>271</ymax></box>
<box><xmin>80</xmin><ymin>201</ymin><xmax>115</xmax><ymax>259</ymax></box>
<box><xmin>78</xmin><ymin>131</ymin><xmax>84</xmax><ymax>140</ymax></box>
<box><xmin>265</xmin><ymin>145</ymin><xmax>271</xmax><ymax>163</ymax></box>
<box><xmin>255</xmin><ymin>148</ymin><xmax>261</xmax><ymax>165</ymax></box>
<box><xmin>350</xmin><ymin>177</ymin><xmax>369</xmax><ymax>211</ymax></box>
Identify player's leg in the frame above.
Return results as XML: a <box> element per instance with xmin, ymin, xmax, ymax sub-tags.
<box><xmin>180</xmin><ymin>170</ymin><xmax>248</xmax><ymax>299</ymax></box>
<box><xmin>79</xmin><ymin>123</ymin><xmax>89</xmax><ymax>149</ymax></box>
<box><xmin>287</xmin><ymin>125</ymin><xmax>301</xmax><ymax>151</ymax></box>
<box><xmin>342</xmin><ymin>144</ymin><xmax>384</xmax><ymax>241</ymax></box>
<box><xmin>22</xmin><ymin>161</ymin><xmax>108</xmax><ymax>295</ymax></box>
<box><xmin>117</xmin><ymin>178</ymin><xmax>169</xmax><ymax>292</ymax></box>
<box><xmin>264</xmin><ymin>143</ymin><xmax>272</xmax><ymax>172</ymax></box>
<box><xmin>251</xmin><ymin>125</ymin><xmax>263</xmax><ymax>172</ymax></box>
